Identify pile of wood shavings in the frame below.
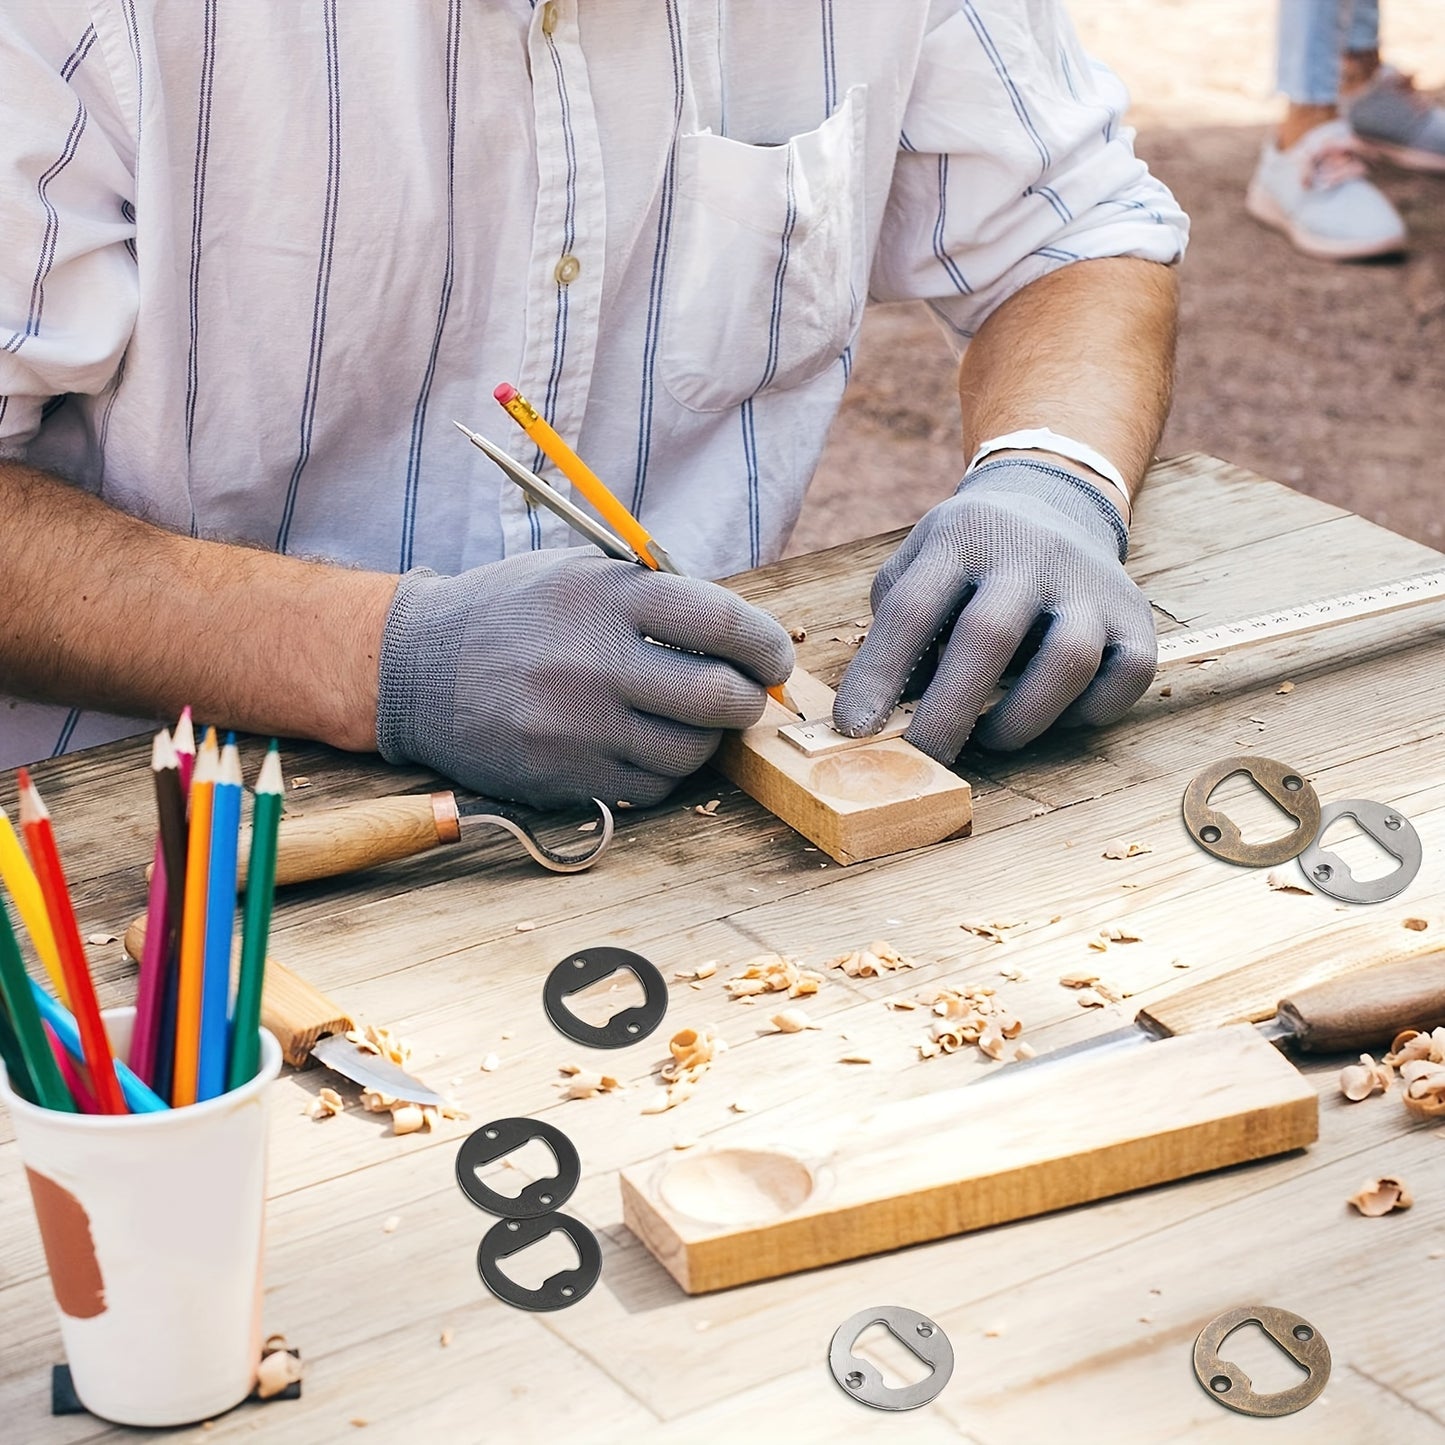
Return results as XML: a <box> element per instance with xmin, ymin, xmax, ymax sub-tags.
<box><xmin>641</xmin><ymin>1027</ymin><xmax>726</xmax><ymax>1113</ymax></box>
<box><xmin>916</xmin><ymin>985</ymin><xmax>1029</xmax><ymax>1063</ymax></box>
<box><xmin>1059</xmin><ymin>970</ymin><xmax>1122</xmax><ymax>1010</ymax></box>
<box><xmin>725</xmin><ymin>953</ymin><xmax>821</xmax><ymax>1002</ymax></box>
<box><xmin>1087</xmin><ymin>925</ymin><xmax>1141</xmax><ymax>952</ymax></box>
<box><xmin>823</xmin><ymin>939</ymin><xmax>917</xmax><ymax>978</ymax></box>
<box><xmin>1338</xmin><ymin>1027</ymin><xmax>1445</xmax><ymax>1120</ymax></box>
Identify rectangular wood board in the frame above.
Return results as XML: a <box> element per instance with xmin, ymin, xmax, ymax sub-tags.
<box><xmin>620</xmin><ymin>1025</ymin><xmax>1318</xmax><ymax>1294</ymax></box>
<box><xmin>713</xmin><ymin>668</ymin><xmax>972</xmax><ymax>864</ymax></box>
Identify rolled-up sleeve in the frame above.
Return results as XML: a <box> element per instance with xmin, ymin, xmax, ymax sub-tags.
<box><xmin>870</xmin><ymin>0</ymin><xmax>1189</xmax><ymax>349</ymax></box>
<box><xmin>0</xmin><ymin>13</ymin><xmax>136</xmax><ymax>455</ymax></box>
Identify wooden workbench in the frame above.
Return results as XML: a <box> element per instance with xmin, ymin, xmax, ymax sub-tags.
<box><xmin>2</xmin><ymin>454</ymin><xmax>1443</xmax><ymax>1443</ymax></box>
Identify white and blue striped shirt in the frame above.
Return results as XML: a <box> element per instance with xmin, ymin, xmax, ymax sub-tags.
<box><xmin>0</xmin><ymin>0</ymin><xmax>1187</xmax><ymax>767</ymax></box>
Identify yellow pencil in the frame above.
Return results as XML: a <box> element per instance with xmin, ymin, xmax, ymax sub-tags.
<box><xmin>0</xmin><ymin>801</ymin><xmax>68</xmax><ymax>1004</ymax></box>
<box><xmin>171</xmin><ymin>728</ymin><xmax>217</xmax><ymax>1106</ymax></box>
<box><xmin>493</xmin><ymin>383</ymin><xmax>797</xmax><ymax>713</ymax></box>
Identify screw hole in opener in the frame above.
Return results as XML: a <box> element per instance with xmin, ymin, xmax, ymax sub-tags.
<box><xmin>846</xmin><ymin>1373</ymin><xmax>864</xmax><ymax>1390</ymax></box>
<box><xmin>916</xmin><ymin>1323</ymin><xmax>934</xmax><ymax>1338</ymax></box>
<box><xmin>1293</xmin><ymin>1325</ymin><xmax>1313</xmax><ymax>1341</ymax></box>
<box><xmin>1211</xmin><ymin>1376</ymin><xmax>1232</xmax><ymax>1393</ymax></box>
<box><xmin>1282</xmin><ymin>775</ymin><xmax>1303</xmax><ymax>792</ymax></box>
<box><xmin>1200</xmin><ymin>825</ymin><xmax>1222</xmax><ymax>844</ymax></box>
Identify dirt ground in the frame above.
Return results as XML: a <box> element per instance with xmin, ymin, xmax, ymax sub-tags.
<box><xmin>793</xmin><ymin>0</ymin><xmax>1445</xmax><ymax>558</ymax></box>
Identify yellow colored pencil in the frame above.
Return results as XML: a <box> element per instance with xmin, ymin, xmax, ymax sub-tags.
<box><xmin>0</xmin><ymin>801</ymin><xmax>67</xmax><ymax>1004</ymax></box>
<box><xmin>171</xmin><ymin>729</ymin><xmax>217</xmax><ymax>1106</ymax></box>
<box><xmin>493</xmin><ymin>382</ymin><xmax>797</xmax><ymax>713</ymax></box>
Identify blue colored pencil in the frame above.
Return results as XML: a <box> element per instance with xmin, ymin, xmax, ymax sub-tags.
<box><xmin>197</xmin><ymin>736</ymin><xmax>243</xmax><ymax>1101</ymax></box>
<box><xmin>29</xmin><ymin>979</ymin><xmax>167</xmax><ymax>1113</ymax></box>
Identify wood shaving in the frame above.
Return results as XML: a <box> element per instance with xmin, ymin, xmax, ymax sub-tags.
<box><xmin>642</xmin><ymin>1027</ymin><xmax>726</xmax><ymax>1111</ymax></box>
<box><xmin>1267</xmin><ymin>871</ymin><xmax>1313</xmax><ymax>895</ymax></box>
<box><xmin>983</xmin><ymin>1323</ymin><xmax>1006</xmax><ymax>1338</ymax></box>
<box><xmin>675</xmin><ymin>962</ymin><xmax>718</xmax><ymax>981</ymax></box>
<box><xmin>959</xmin><ymin>919</ymin><xmax>1025</xmax><ymax>945</ymax></box>
<box><xmin>1101</xmin><ymin>840</ymin><xmax>1151</xmax><ymax>859</ymax></box>
<box><xmin>1276</xmin><ymin>680</ymin><xmax>1295</xmax><ymax>694</ymax></box>
<box><xmin>885</xmin><ymin>998</ymin><xmax>918</xmax><ymax>1011</ymax></box>
<box><xmin>726</xmin><ymin>953</ymin><xmax>822</xmax><ymax>1000</ymax></box>
<box><xmin>381</xmin><ymin>1215</ymin><xmax>401</xmax><ymax>1233</ymax></box>
<box><xmin>1013</xmin><ymin>1041</ymin><xmax>1037</xmax><ymax>1061</ymax></box>
<box><xmin>1159</xmin><ymin>685</ymin><xmax>1172</xmax><ymax>698</ymax></box>
<box><xmin>839</xmin><ymin>1053</ymin><xmax>873</xmax><ymax>1065</ymax></box>
<box><xmin>577</xmin><ymin>819</ymin><xmax>598</xmax><ymax>832</ymax></box>
<box><xmin>1059</xmin><ymin>970</ymin><xmax>1100</xmax><ymax>989</ymax></box>
<box><xmin>86</xmin><ymin>931</ymin><xmax>118</xmax><ymax>946</ymax></box>
<box><xmin>514</xmin><ymin>919</ymin><xmax>537</xmax><ymax>932</ymax></box>
<box><xmin>694</xmin><ymin>799</ymin><xmax>721</xmax><ymax>816</ymax></box>
<box><xmin>255</xmin><ymin>1345</ymin><xmax>304</xmax><ymax>1400</ymax></box>
<box><xmin>824</xmin><ymin>939</ymin><xmax>917</xmax><ymax>978</ymax></box>
<box><xmin>1403</xmin><ymin>918</ymin><xmax>1430</xmax><ymax>932</ymax></box>
<box><xmin>694</xmin><ymin>962</ymin><xmax>717</xmax><ymax>980</ymax></box>
<box><xmin>789</xmin><ymin>627</ymin><xmax>807</xmax><ymax>643</ymax></box>
<box><xmin>729</xmin><ymin>1099</ymin><xmax>752</xmax><ymax>1113</ymax></box>
<box><xmin>1348</xmin><ymin>1177</ymin><xmax>1413</xmax><ymax>1216</ymax></box>
<box><xmin>768</xmin><ymin>1008</ymin><xmax>817</xmax><ymax>1033</ymax></box>
<box><xmin>558</xmin><ymin>1063</ymin><xmax>623</xmax><ymax>1100</ymax></box>
<box><xmin>673</xmin><ymin>1137</ymin><xmax>697</xmax><ymax>1150</ymax></box>
<box><xmin>479</xmin><ymin>1053</ymin><xmax>500</xmax><ymax>1072</ymax></box>
<box><xmin>1338</xmin><ymin>1053</ymin><xmax>1393</xmax><ymax>1101</ymax></box>
<box><xmin>290</xmin><ymin>776</ymin><xmax>311</xmax><ymax>789</ymax></box>
<box><xmin>440</xmin><ymin>1328</ymin><xmax>454</xmax><ymax>1348</ymax></box>
<box><xmin>998</xmin><ymin>964</ymin><xmax>1023</xmax><ymax>982</ymax></box>
<box><xmin>1074</xmin><ymin>987</ymin><xmax>1109</xmax><ymax>1010</ymax></box>
<box><xmin>1098</xmin><ymin>925</ymin><xmax>1141</xmax><ymax>943</ymax></box>
<box><xmin>391</xmin><ymin>1104</ymin><xmax>427</xmax><ymax>1135</ymax></box>
<box><xmin>307</xmin><ymin>1087</ymin><xmax>344</xmax><ymax>1120</ymax></box>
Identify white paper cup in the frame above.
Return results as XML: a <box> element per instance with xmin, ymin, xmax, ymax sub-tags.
<box><xmin>0</xmin><ymin>1006</ymin><xmax>281</xmax><ymax>1427</ymax></box>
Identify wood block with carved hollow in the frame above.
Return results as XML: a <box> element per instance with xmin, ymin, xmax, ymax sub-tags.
<box><xmin>712</xmin><ymin>668</ymin><xmax>972</xmax><ymax>865</ymax></box>
<box><xmin>620</xmin><ymin>1025</ymin><xmax>1318</xmax><ymax>1294</ymax></box>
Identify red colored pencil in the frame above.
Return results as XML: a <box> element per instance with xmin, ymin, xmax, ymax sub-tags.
<box><xmin>17</xmin><ymin>769</ymin><xmax>126</xmax><ymax>1113</ymax></box>
<box><xmin>46</xmin><ymin>1023</ymin><xmax>99</xmax><ymax>1113</ymax></box>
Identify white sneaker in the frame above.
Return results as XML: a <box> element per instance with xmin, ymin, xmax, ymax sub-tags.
<box><xmin>1246</xmin><ymin>119</ymin><xmax>1407</xmax><ymax>261</ymax></box>
<box><xmin>1345</xmin><ymin>66</ymin><xmax>1445</xmax><ymax>174</ymax></box>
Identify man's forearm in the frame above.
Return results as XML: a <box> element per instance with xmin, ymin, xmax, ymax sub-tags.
<box><xmin>0</xmin><ymin>461</ymin><xmax>394</xmax><ymax>750</ymax></box>
<box><xmin>957</xmin><ymin>257</ymin><xmax>1180</xmax><ymax>514</ymax></box>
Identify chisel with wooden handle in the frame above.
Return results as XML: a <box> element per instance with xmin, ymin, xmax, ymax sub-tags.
<box><xmin>122</xmin><ymin>916</ymin><xmax>447</xmax><ymax>1104</ymax></box>
<box><xmin>983</xmin><ymin>948</ymin><xmax>1445</xmax><ymax>1082</ymax></box>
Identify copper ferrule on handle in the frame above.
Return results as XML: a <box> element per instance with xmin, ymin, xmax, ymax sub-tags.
<box><xmin>431</xmin><ymin>792</ymin><xmax>462</xmax><ymax>844</ymax></box>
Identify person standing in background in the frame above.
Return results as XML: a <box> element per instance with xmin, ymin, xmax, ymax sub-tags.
<box><xmin>1248</xmin><ymin>0</ymin><xmax>1445</xmax><ymax>259</ymax></box>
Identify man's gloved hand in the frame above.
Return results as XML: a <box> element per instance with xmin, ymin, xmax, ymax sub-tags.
<box><xmin>833</xmin><ymin>459</ymin><xmax>1156</xmax><ymax>762</ymax></box>
<box><xmin>376</xmin><ymin>549</ymin><xmax>794</xmax><ymax>808</ymax></box>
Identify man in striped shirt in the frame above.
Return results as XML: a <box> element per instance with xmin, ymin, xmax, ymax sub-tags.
<box><xmin>0</xmin><ymin>2</ymin><xmax>1186</xmax><ymax>807</ymax></box>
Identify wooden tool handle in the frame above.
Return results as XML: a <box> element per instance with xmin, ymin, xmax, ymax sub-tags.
<box><xmin>237</xmin><ymin>792</ymin><xmax>460</xmax><ymax>889</ymax></box>
<box><xmin>124</xmin><ymin>916</ymin><xmax>352</xmax><ymax>1068</ymax></box>
<box><xmin>1277</xmin><ymin>953</ymin><xmax>1445</xmax><ymax>1053</ymax></box>
<box><xmin>1136</xmin><ymin>919</ymin><xmax>1440</xmax><ymax>1038</ymax></box>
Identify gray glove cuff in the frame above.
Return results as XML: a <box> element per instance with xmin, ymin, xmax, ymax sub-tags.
<box><xmin>957</xmin><ymin>459</ymin><xmax>1130</xmax><ymax>563</ymax></box>
<box><xmin>375</xmin><ymin>567</ymin><xmax>458</xmax><ymax>763</ymax></box>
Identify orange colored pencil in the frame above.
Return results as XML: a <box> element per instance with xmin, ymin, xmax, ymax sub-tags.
<box><xmin>171</xmin><ymin>729</ymin><xmax>217</xmax><ymax>1106</ymax></box>
<box><xmin>16</xmin><ymin>769</ymin><xmax>126</xmax><ymax>1113</ymax></box>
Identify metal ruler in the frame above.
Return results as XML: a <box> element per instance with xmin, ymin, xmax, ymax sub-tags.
<box><xmin>1156</xmin><ymin>566</ymin><xmax>1445</xmax><ymax>667</ymax></box>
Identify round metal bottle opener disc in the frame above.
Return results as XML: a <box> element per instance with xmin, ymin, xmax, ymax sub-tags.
<box><xmin>1298</xmin><ymin>799</ymin><xmax>1422</xmax><ymax>903</ymax></box>
<box><xmin>1181</xmin><ymin>756</ymin><xmax>1321</xmax><ymax>867</ymax></box>
<box><xmin>543</xmin><ymin>946</ymin><xmax>668</xmax><ymax>1048</ymax></box>
<box><xmin>455</xmin><ymin>1117</ymin><xmax>580</xmax><ymax>1219</ymax></box>
<box><xmin>828</xmin><ymin>1306</ymin><xmax>954</xmax><ymax>1411</ymax></box>
<box><xmin>476</xmin><ymin>1211</ymin><xmax>602</xmax><ymax>1312</ymax></box>
<box><xmin>1194</xmin><ymin>1305</ymin><xmax>1330</xmax><ymax>1417</ymax></box>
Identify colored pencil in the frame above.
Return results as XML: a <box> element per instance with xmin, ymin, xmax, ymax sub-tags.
<box><xmin>154</xmin><ymin>709</ymin><xmax>196</xmax><ymax>1098</ymax></box>
<box><xmin>0</xmin><ymin>1005</ymin><xmax>36</xmax><ymax>1104</ymax></box>
<box><xmin>47</xmin><ymin>1024</ymin><xmax>99</xmax><ymax>1113</ymax></box>
<box><xmin>130</xmin><ymin>728</ymin><xmax>187</xmax><ymax>1085</ymax></box>
<box><xmin>29</xmin><ymin>979</ymin><xmax>167</xmax><ymax>1112</ymax></box>
<box><xmin>0</xmin><ymin>801</ymin><xmax>67</xmax><ymax>1003</ymax></box>
<box><xmin>493</xmin><ymin>381</ymin><xmax>795</xmax><ymax>713</ymax></box>
<box><xmin>197</xmin><ymin>736</ymin><xmax>242</xmax><ymax>1101</ymax></box>
<box><xmin>228</xmin><ymin>743</ymin><xmax>282</xmax><ymax>1090</ymax></box>
<box><xmin>0</xmin><ymin>893</ymin><xmax>72</xmax><ymax>1110</ymax></box>
<box><xmin>172</xmin><ymin>730</ymin><xmax>217</xmax><ymax>1106</ymax></box>
<box><xmin>17</xmin><ymin>769</ymin><xmax>126</xmax><ymax>1114</ymax></box>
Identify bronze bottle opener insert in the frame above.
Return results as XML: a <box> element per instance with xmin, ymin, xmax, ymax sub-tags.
<box><xmin>1181</xmin><ymin>755</ymin><xmax>1321</xmax><ymax>866</ymax></box>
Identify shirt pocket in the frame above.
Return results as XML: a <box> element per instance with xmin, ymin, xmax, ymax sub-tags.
<box><xmin>659</xmin><ymin>85</ymin><xmax>867</xmax><ymax>414</ymax></box>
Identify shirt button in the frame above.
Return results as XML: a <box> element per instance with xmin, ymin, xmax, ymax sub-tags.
<box><xmin>554</xmin><ymin>254</ymin><xmax>581</xmax><ymax>285</ymax></box>
<box><xmin>541</xmin><ymin>2</ymin><xmax>559</xmax><ymax>35</ymax></box>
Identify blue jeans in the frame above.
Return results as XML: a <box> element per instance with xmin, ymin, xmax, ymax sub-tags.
<box><xmin>1277</xmin><ymin>0</ymin><xmax>1381</xmax><ymax>105</ymax></box>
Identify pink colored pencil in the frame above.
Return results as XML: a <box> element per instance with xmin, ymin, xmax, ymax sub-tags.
<box><xmin>46</xmin><ymin>1023</ymin><xmax>99</xmax><ymax>1113</ymax></box>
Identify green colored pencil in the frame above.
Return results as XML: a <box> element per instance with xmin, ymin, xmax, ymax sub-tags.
<box><xmin>227</xmin><ymin>743</ymin><xmax>282</xmax><ymax>1091</ymax></box>
<box><xmin>0</xmin><ymin>1004</ymin><xmax>36</xmax><ymax>1104</ymax></box>
<box><xmin>0</xmin><ymin>893</ymin><xmax>75</xmax><ymax>1111</ymax></box>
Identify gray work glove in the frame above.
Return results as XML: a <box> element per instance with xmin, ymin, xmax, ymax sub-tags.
<box><xmin>833</xmin><ymin>459</ymin><xmax>1156</xmax><ymax>761</ymax></box>
<box><xmin>376</xmin><ymin>549</ymin><xmax>794</xmax><ymax>808</ymax></box>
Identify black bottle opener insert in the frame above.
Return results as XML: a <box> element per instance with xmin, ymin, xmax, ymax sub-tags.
<box><xmin>455</xmin><ymin>1117</ymin><xmax>580</xmax><ymax>1219</ymax></box>
<box><xmin>543</xmin><ymin>946</ymin><xmax>668</xmax><ymax>1048</ymax></box>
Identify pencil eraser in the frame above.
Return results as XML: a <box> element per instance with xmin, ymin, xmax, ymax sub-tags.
<box><xmin>493</xmin><ymin>382</ymin><xmax>518</xmax><ymax>405</ymax></box>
